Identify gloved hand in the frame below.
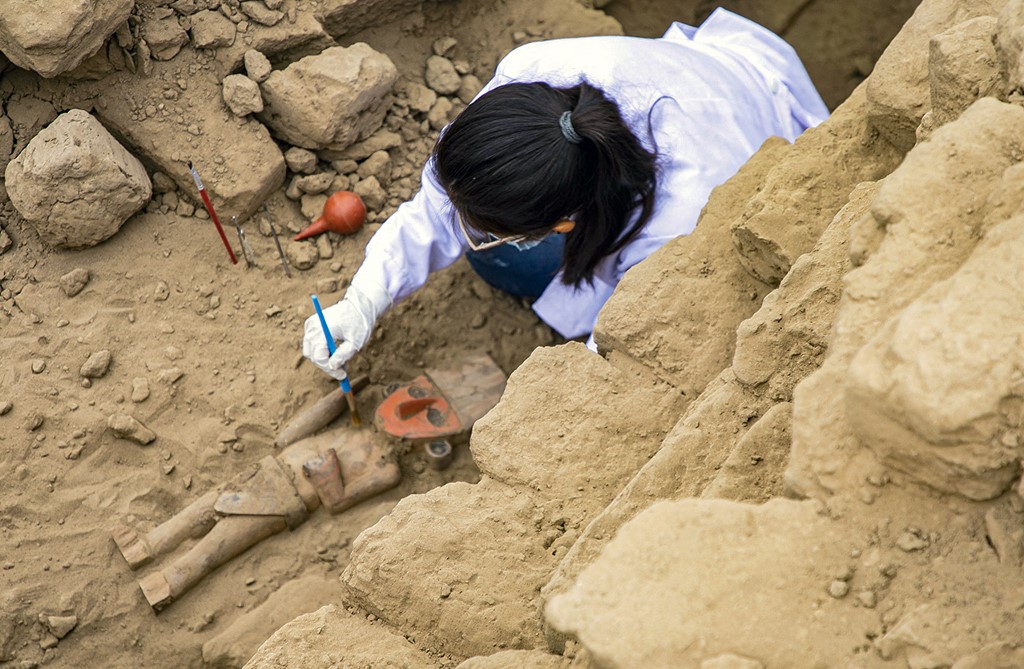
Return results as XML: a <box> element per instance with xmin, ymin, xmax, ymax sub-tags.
<box><xmin>302</xmin><ymin>280</ymin><xmax>391</xmax><ymax>381</ymax></box>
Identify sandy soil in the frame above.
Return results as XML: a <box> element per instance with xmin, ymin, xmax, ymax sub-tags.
<box><xmin>0</xmin><ymin>1</ymin><xmax>922</xmax><ymax>667</ymax></box>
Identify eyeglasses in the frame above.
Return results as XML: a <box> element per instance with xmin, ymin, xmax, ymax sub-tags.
<box><xmin>457</xmin><ymin>211</ymin><xmax>532</xmax><ymax>251</ymax></box>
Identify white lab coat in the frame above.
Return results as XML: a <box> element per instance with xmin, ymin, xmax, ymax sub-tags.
<box><xmin>349</xmin><ymin>8</ymin><xmax>829</xmax><ymax>342</ymax></box>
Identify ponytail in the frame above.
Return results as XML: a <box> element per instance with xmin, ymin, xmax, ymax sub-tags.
<box><xmin>433</xmin><ymin>81</ymin><xmax>658</xmax><ymax>287</ymax></box>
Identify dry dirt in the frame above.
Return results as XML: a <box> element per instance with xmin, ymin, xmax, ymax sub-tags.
<box><xmin>0</xmin><ymin>1</ymin><xmax>934</xmax><ymax>668</ymax></box>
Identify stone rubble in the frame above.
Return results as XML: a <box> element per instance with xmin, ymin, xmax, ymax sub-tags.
<box><xmin>5</xmin><ymin>109</ymin><xmax>151</xmax><ymax>249</ymax></box>
<box><xmin>2</xmin><ymin>0</ymin><xmax>1020</xmax><ymax>667</ymax></box>
<box><xmin>254</xmin><ymin>1</ymin><xmax>1024</xmax><ymax>667</ymax></box>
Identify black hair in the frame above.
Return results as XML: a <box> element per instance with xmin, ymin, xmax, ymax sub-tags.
<box><xmin>432</xmin><ymin>81</ymin><xmax>659</xmax><ymax>287</ymax></box>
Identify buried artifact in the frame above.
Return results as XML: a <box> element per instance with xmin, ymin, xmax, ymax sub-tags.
<box><xmin>111</xmin><ymin>354</ymin><xmax>507</xmax><ymax>610</ymax></box>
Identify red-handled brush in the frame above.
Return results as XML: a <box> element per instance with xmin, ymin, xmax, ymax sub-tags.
<box><xmin>188</xmin><ymin>161</ymin><xmax>237</xmax><ymax>265</ymax></box>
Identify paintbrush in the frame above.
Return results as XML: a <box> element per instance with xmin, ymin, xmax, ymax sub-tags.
<box><xmin>311</xmin><ymin>295</ymin><xmax>362</xmax><ymax>428</ymax></box>
<box><xmin>187</xmin><ymin>161</ymin><xmax>237</xmax><ymax>265</ymax></box>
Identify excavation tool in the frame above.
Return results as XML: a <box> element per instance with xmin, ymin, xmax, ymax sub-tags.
<box><xmin>232</xmin><ymin>215</ymin><xmax>255</xmax><ymax>267</ymax></box>
<box><xmin>263</xmin><ymin>202</ymin><xmax>292</xmax><ymax>277</ymax></box>
<box><xmin>187</xmin><ymin>161</ymin><xmax>237</xmax><ymax>265</ymax></box>
<box><xmin>294</xmin><ymin>191</ymin><xmax>366</xmax><ymax>240</ymax></box>
<box><xmin>311</xmin><ymin>295</ymin><xmax>362</xmax><ymax>427</ymax></box>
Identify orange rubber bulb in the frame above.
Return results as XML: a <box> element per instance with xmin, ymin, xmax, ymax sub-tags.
<box><xmin>293</xmin><ymin>191</ymin><xmax>367</xmax><ymax>241</ymax></box>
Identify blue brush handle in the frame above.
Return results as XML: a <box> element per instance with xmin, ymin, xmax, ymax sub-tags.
<box><xmin>312</xmin><ymin>295</ymin><xmax>352</xmax><ymax>393</ymax></box>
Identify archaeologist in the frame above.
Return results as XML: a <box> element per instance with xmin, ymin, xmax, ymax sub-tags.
<box><xmin>302</xmin><ymin>8</ymin><xmax>828</xmax><ymax>380</ymax></box>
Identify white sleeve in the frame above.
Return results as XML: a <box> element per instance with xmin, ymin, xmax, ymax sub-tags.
<box><xmin>532</xmin><ymin>212</ymin><xmax>703</xmax><ymax>339</ymax></box>
<box><xmin>532</xmin><ymin>271</ymin><xmax>617</xmax><ymax>340</ymax></box>
<box><xmin>349</xmin><ymin>159</ymin><xmax>468</xmax><ymax>305</ymax></box>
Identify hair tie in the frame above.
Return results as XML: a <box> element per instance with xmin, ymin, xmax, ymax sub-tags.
<box><xmin>559</xmin><ymin>111</ymin><xmax>583</xmax><ymax>144</ymax></box>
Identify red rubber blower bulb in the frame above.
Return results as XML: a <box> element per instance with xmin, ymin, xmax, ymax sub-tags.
<box><xmin>293</xmin><ymin>191</ymin><xmax>367</xmax><ymax>241</ymax></box>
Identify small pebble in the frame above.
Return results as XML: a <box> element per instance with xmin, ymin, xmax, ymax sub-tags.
<box><xmin>107</xmin><ymin>413</ymin><xmax>157</xmax><ymax>445</ymax></box>
<box><xmin>59</xmin><ymin>268</ymin><xmax>91</xmax><ymax>297</ymax></box>
<box><xmin>47</xmin><ymin>615</ymin><xmax>77</xmax><ymax>639</ymax></box>
<box><xmin>80</xmin><ymin>350</ymin><xmax>112</xmax><ymax>379</ymax></box>
<box><xmin>0</xmin><ymin>401</ymin><xmax>12</xmax><ymax>415</ymax></box>
<box><xmin>158</xmin><ymin>368</ymin><xmax>184</xmax><ymax>384</ymax></box>
<box><xmin>827</xmin><ymin>580</ymin><xmax>849</xmax><ymax>598</ymax></box>
<box><xmin>316</xmin><ymin>278</ymin><xmax>339</xmax><ymax>295</ymax></box>
<box><xmin>131</xmin><ymin>378</ymin><xmax>150</xmax><ymax>403</ymax></box>
<box><xmin>31</xmin><ymin>359</ymin><xmax>47</xmax><ymax>374</ymax></box>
